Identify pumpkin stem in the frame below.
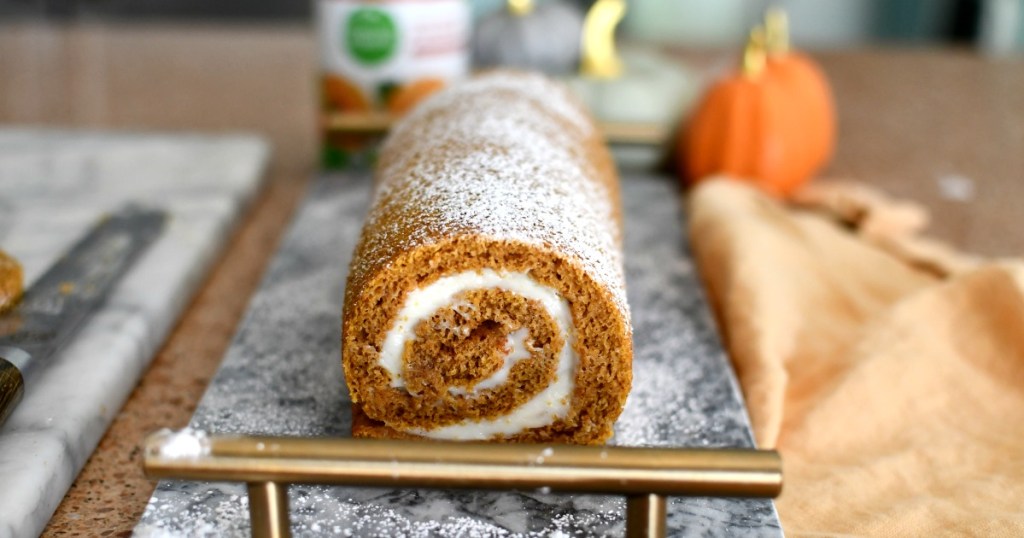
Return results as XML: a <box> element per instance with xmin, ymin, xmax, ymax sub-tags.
<box><xmin>742</xmin><ymin>26</ymin><xmax>767</xmax><ymax>78</ymax></box>
<box><xmin>765</xmin><ymin>7</ymin><xmax>790</xmax><ymax>56</ymax></box>
<box><xmin>508</xmin><ymin>0</ymin><xmax>535</xmax><ymax>16</ymax></box>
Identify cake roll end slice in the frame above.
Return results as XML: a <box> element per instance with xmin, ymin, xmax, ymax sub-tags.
<box><xmin>342</xmin><ymin>72</ymin><xmax>632</xmax><ymax>445</ymax></box>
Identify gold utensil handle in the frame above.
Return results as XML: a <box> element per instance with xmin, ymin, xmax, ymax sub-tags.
<box><xmin>144</xmin><ymin>431</ymin><xmax>782</xmax><ymax>538</ymax></box>
<box><xmin>0</xmin><ymin>356</ymin><xmax>25</xmax><ymax>426</ymax></box>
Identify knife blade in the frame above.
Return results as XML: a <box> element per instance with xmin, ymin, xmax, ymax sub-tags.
<box><xmin>0</xmin><ymin>206</ymin><xmax>166</xmax><ymax>426</ymax></box>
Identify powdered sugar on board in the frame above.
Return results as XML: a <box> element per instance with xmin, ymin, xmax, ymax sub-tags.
<box><xmin>151</xmin><ymin>429</ymin><xmax>210</xmax><ymax>459</ymax></box>
<box><xmin>353</xmin><ymin>72</ymin><xmax>630</xmax><ymax>321</ymax></box>
<box><xmin>136</xmin><ymin>172</ymin><xmax>780</xmax><ymax>536</ymax></box>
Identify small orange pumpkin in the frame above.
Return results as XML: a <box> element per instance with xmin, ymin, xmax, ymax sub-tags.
<box><xmin>680</xmin><ymin>15</ymin><xmax>836</xmax><ymax>197</ymax></box>
<box><xmin>764</xmin><ymin>8</ymin><xmax>836</xmax><ymax>183</ymax></box>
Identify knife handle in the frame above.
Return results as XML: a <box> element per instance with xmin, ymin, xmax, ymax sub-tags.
<box><xmin>0</xmin><ymin>356</ymin><xmax>25</xmax><ymax>426</ymax></box>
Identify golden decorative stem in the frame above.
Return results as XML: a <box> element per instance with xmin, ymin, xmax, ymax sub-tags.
<box><xmin>743</xmin><ymin>26</ymin><xmax>768</xmax><ymax>78</ymax></box>
<box><xmin>0</xmin><ymin>356</ymin><xmax>25</xmax><ymax>426</ymax></box>
<box><xmin>765</xmin><ymin>7</ymin><xmax>791</xmax><ymax>56</ymax></box>
<box><xmin>508</xmin><ymin>0</ymin><xmax>534</xmax><ymax>17</ymax></box>
<box><xmin>580</xmin><ymin>0</ymin><xmax>627</xmax><ymax>79</ymax></box>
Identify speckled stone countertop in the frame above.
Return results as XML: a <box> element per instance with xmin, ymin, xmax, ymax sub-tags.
<box><xmin>135</xmin><ymin>171</ymin><xmax>781</xmax><ymax>537</ymax></box>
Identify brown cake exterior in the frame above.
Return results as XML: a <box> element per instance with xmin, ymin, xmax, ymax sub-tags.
<box><xmin>342</xmin><ymin>72</ymin><xmax>632</xmax><ymax>444</ymax></box>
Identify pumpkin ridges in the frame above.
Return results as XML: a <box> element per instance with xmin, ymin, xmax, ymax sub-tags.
<box><xmin>684</xmin><ymin>81</ymin><xmax>731</xmax><ymax>183</ymax></box>
<box><xmin>700</xmin><ymin>80</ymin><xmax>741</xmax><ymax>179</ymax></box>
<box><xmin>763</xmin><ymin>8</ymin><xmax>836</xmax><ymax>193</ymax></box>
<box><xmin>747</xmin><ymin>82</ymin><xmax>777</xmax><ymax>193</ymax></box>
<box><xmin>751</xmin><ymin>79</ymin><xmax>797</xmax><ymax>196</ymax></box>
<box><xmin>726</xmin><ymin>80</ymin><xmax>763</xmax><ymax>181</ymax></box>
<box><xmin>763</xmin><ymin>55</ymin><xmax>835</xmax><ymax>195</ymax></box>
<box><xmin>690</xmin><ymin>81</ymin><xmax>756</xmax><ymax>184</ymax></box>
<box><xmin>768</xmin><ymin>73</ymin><xmax>811</xmax><ymax>196</ymax></box>
<box><xmin>770</xmin><ymin>52</ymin><xmax>836</xmax><ymax>177</ymax></box>
<box><xmin>684</xmin><ymin>76</ymin><xmax>773</xmax><ymax>189</ymax></box>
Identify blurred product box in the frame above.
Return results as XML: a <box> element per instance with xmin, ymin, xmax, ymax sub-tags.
<box><xmin>316</xmin><ymin>0</ymin><xmax>470</xmax><ymax>169</ymax></box>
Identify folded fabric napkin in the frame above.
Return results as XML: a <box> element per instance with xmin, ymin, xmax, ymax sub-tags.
<box><xmin>688</xmin><ymin>177</ymin><xmax>1024</xmax><ymax>536</ymax></box>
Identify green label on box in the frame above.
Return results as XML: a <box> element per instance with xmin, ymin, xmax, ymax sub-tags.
<box><xmin>345</xmin><ymin>8</ymin><xmax>398</xmax><ymax>66</ymax></box>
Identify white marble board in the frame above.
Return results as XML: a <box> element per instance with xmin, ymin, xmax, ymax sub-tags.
<box><xmin>0</xmin><ymin>129</ymin><xmax>269</xmax><ymax>538</ymax></box>
<box><xmin>137</xmin><ymin>172</ymin><xmax>782</xmax><ymax>537</ymax></box>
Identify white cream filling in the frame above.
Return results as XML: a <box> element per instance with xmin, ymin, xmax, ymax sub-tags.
<box><xmin>378</xmin><ymin>269</ymin><xmax>577</xmax><ymax>440</ymax></box>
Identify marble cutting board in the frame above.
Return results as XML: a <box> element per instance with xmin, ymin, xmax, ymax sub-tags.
<box><xmin>136</xmin><ymin>171</ymin><xmax>782</xmax><ymax>537</ymax></box>
<box><xmin>0</xmin><ymin>129</ymin><xmax>269</xmax><ymax>538</ymax></box>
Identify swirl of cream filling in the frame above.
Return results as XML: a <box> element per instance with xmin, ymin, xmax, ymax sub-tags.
<box><xmin>378</xmin><ymin>269</ymin><xmax>577</xmax><ymax>440</ymax></box>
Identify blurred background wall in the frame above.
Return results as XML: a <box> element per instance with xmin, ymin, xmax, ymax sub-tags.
<box><xmin>0</xmin><ymin>0</ymin><xmax>1022</xmax><ymax>53</ymax></box>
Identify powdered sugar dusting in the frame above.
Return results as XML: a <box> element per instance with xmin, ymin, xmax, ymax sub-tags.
<box><xmin>354</xmin><ymin>72</ymin><xmax>629</xmax><ymax>321</ymax></box>
<box><xmin>399</xmin><ymin>72</ymin><xmax>593</xmax><ymax>135</ymax></box>
<box><xmin>154</xmin><ymin>428</ymin><xmax>210</xmax><ymax>459</ymax></box>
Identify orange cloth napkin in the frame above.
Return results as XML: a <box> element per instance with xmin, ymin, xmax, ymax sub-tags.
<box><xmin>688</xmin><ymin>178</ymin><xmax>1024</xmax><ymax>536</ymax></box>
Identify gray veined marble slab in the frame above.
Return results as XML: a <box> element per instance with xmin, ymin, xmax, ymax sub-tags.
<box><xmin>136</xmin><ymin>172</ymin><xmax>782</xmax><ymax>537</ymax></box>
<box><xmin>0</xmin><ymin>129</ymin><xmax>269</xmax><ymax>538</ymax></box>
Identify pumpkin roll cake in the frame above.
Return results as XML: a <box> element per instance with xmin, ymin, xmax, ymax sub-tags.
<box><xmin>342</xmin><ymin>72</ymin><xmax>632</xmax><ymax>444</ymax></box>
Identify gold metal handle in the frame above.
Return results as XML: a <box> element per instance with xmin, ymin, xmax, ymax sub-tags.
<box><xmin>0</xmin><ymin>355</ymin><xmax>25</xmax><ymax>426</ymax></box>
<box><xmin>627</xmin><ymin>493</ymin><xmax>667</xmax><ymax>538</ymax></box>
<box><xmin>248</xmin><ymin>481</ymin><xmax>290</xmax><ymax>538</ymax></box>
<box><xmin>144</xmin><ymin>431</ymin><xmax>782</xmax><ymax>537</ymax></box>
